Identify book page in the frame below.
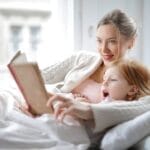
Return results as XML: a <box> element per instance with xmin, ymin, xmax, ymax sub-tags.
<box><xmin>8</xmin><ymin>51</ymin><xmax>52</xmax><ymax>115</ymax></box>
<box><xmin>10</xmin><ymin>51</ymin><xmax>27</xmax><ymax>64</ymax></box>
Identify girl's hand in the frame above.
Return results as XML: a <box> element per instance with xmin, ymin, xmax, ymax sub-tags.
<box><xmin>73</xmin><ymin>93</ymin><xmax>90</xmax><ymax>103</ymax></box>
<box><xmin>46</xmin><ymin>94</ymin><xmax>94</xmax><ymax>122</ymax></box>
<box><xmin>73</xmin><ymin>93</ymin><xmax>85</xmax><ymax>98</ymax></box>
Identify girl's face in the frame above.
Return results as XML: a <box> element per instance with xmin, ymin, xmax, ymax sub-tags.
<box><xmin>96</xmin><ymin>24</ymin><xmax>131</xmax><ymax>66</ymax></box>
<box><xmin>100</xmin><ymin>66</ymin><xmax>134</xmax><ymax>101</ymax></box>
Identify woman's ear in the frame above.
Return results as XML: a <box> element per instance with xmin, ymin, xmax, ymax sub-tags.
<box><xmin>128</xmin><ymin>37</ymin><xmax>136</xmax><ymax>49</ymax></box>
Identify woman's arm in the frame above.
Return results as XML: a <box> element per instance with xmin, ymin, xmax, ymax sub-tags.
<box><xmin>41</xmin><ymin>51</ymin><xmax>101</xmax><ymax>92</ymax></box>
<box><xmin>41</xmin><ymin>51</ymin><xmax>100</xmax><ymax>84</ymax></box>
<box><xmin>41</xmin><ymin>53</ymin><xmax>77</xmax><ymax>84</ymax></box>
<box><xmin>91</xmin><ymin>96</ymin><xmax>150</xmax><ymax>132</ymax></box>
<box><xmin>47</xmin><ymin>94</ymin><xmax>150</xmax><ymax>133</ymax></box>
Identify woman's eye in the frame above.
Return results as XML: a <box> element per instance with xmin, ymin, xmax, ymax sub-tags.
<box><xmin>108</xmin><ymin>39</ymin><xmax>117</xmax><ymax>44</ymax></box>
<box><xmin>97</xmin><ymin>39</ymin><xmax>102</xmax><ymax>44</ymax></box>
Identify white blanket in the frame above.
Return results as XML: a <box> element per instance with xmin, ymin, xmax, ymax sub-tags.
<box><xmin>0</xmin><ymin>66</ymin><xmax>90</xmax><ymax>149</ymax></box>
<box><xmin>0</xmin><ymin>87</ymin><xmax>90</xmax><ymax>150</ymax></box>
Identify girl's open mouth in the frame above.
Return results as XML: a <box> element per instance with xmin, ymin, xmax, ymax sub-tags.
<box><xmin>101</xmin><ymin>89</ymin><xmax>109</xmax><ymax>100</ymax></box>
<box><xmin>103</xmin><ymin>91</ymin><xmax>109</xmax><ymax>97</ymax></box>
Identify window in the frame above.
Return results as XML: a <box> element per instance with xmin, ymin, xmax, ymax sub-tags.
<box><xmin>29</xmin><ymin>26</ymin><xmax>41</xmax><ymax>51</ymax></box>
<box><xmin>10</xmin><ymin>26</ymin><xmax>23</xmax><ymax>52</ymax></box>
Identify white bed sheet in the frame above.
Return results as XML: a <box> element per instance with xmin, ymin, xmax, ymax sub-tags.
<box><xmin>0</xmin><ymin>103</ymin><xmax>90</xmax><ymax>150</ymax></box>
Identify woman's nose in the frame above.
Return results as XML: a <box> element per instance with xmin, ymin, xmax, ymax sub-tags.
<box><xmin>100</xmin><ymin>42</ymin><xmax>109</xmax><ymax>53</ymax></box>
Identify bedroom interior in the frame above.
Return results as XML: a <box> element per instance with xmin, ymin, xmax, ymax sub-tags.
<box><xmin>0</xmin><ymin>0</ymin><xmax>149</xmax><ymax>150</ymax></box>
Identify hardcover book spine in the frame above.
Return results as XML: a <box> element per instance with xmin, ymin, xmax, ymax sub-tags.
<box><xmin>7</xmin><ymin>64</ymin><xmax>28</xmax><ymax>103</ymax></box>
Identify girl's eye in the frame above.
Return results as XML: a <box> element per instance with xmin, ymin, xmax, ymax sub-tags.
<box><xmin>110</xmin><ymin>79</ymin><xmax>117</xmax><ymax>81</ymax></box>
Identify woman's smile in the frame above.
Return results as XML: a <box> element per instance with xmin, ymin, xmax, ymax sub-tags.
<box><xmin>102</xmin><ymin>54</ymin><xmax>114</xmax><ymax>61</ymax></box>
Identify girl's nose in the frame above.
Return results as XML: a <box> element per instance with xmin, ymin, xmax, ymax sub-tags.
<box><xmin>102</xmin><ymin>80</ymin><xmax>108</xmax><ymax>86</ymax></box>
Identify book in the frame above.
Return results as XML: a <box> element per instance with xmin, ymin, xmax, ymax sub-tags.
<box><xmin>8</xmin><ymin>51</ymin><xmax>52</xmax><ymax>115</ymax></box>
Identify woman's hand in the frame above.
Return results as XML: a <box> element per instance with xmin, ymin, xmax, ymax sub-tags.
<box><xmin>15</xmin><ymin>101</ymin><xmax>34</xmax><ymax>117</ymax></box>
<box><xmin>46</xmin><ymin>94</ymin><xmax>94</xmax><ymax>122</ymax></box>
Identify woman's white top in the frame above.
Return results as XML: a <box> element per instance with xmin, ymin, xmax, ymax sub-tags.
<box><xmin>41</xmin><ymin>51</ymin><xmax>150</xmax><ymax>132</ymax></box>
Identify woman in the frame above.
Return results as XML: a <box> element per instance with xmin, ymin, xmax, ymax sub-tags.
<box><xmin>44</xmin><ymin>9</ymin><xmax>150</xmax><ymax>134</ymax></box>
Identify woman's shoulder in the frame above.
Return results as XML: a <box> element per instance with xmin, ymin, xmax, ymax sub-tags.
<box><xmin>75</xmin><ymin>50</ymin><xmax>100</xmax><ymax>57</ymax></box>
<box><xmin>73</xmin><ymin>50</ymin><xmax>101</xmax><ymax>63</ymax></box>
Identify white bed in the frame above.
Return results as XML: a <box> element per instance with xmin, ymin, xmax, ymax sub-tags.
<box><xmin>0</xmin><ymin>65</ymin><xmax>149</xmax><ymax>150</ymax></box>
<box><xmin>0</xmin><ymin>66</ymin><xmax>90</xmax><ymax>150</ymax></box>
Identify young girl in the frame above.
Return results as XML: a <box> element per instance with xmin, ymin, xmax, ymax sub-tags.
<box><xmin>72</xmin><ymin>59</ymin><xmax>150</xmax><ymax>104</ymax></box>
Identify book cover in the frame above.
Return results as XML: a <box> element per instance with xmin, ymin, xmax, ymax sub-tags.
<box><xmin>8</xmin><ymin>51</ymin><xmax>52</xmax><ymax>115</ymax></box>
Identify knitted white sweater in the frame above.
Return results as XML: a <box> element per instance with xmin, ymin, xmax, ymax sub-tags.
<box><xmin>41</xmin><ymin>51</ymin><xmax>150</xmax><ymax>132</ymax></box>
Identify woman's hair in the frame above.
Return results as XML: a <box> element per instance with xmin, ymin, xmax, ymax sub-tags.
<box><xmin>109</xmin><ymin>59</ymin><xmax>150</xmax><ymax>100</ymax></box>
<box><xmin>97</xmin><ymin>9</ymin><xmax>137</xmax><ymax>39</ymax></box>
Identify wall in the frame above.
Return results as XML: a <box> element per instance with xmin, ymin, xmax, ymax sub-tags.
<box><xmin>0</xmin><ymin>0</ymin><xmax>149</xmax><ymax>68</ymax></box>
<box><xmin>143</xmin><ymin>0</ymin><xmax>150</xmax><ymax>67</ymax></box>
<box><xmin>0</xmin><ymin>0</ymin><xmax>51</xmax><ymax>67</ymax></box>
<box><xmin>74</xmin><ymin>0</ymin><xmax>149</xmax><ymax>67</ymax></box>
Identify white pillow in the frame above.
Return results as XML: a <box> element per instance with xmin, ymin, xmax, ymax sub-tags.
<box><xmin>132</xmin><ymin>136</ymin><xmax>150</xmax><ymax>150</ymax></box>
<box><xmin>100</xmin><ymin>111</ymin><xmax>150</xmax><ymax>150</ymax></box>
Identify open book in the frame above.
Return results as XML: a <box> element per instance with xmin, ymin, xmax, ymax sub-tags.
<box><xmin>8</xmin><ymin>51</ymin><xmax>52</xmax><ymax>115</ymax></box>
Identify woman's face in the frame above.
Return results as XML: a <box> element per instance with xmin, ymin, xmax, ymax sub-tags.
<box><xmin>100</xmin><ymin>66</ymin><xmax>133</xmax><ymax>101</ymax></box>
<box><xmin>96</xmin><ymin>24</ymin><xmax>131</xmax><ymax>66</ymax></box>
